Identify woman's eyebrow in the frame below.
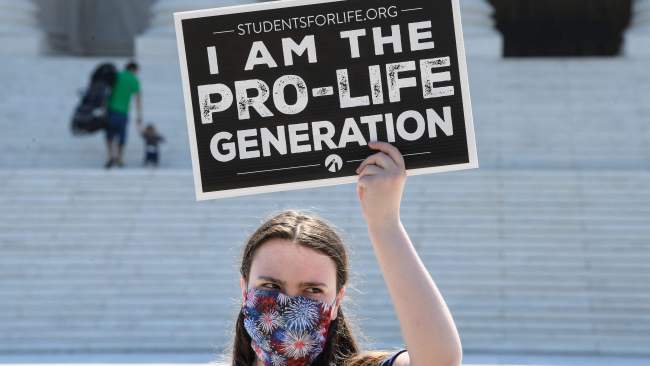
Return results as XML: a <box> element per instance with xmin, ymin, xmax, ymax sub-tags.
<box><xmin>257</xmin><ymin>276</ymin><xmax>286</xmax><ymax>285</ymax></box>
<box><xmin>301</xmin><ymin>281</ymin><xmax>328</xmax><ymax>288</ymax></box>
<box><xmin>257</xmin><ymin>276</ymin><xmax>327</xmax><ymax>288</ymax></box>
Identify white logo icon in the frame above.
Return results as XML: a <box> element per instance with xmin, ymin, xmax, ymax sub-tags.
<box><xmin>325</xmin><ymin>154</ymin><xmax>343</xmax><ymax>173</ymax></box>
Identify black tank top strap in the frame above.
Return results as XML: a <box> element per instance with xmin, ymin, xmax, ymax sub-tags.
<box><xmin>378</xmin><ymin>349</ymin><xmax>407</xmax><ymax>366</ymax></box>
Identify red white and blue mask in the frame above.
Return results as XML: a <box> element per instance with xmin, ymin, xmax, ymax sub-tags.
<box><xmin>241</xmin><ymin>287</ymin><xmax>336</xmax><ymax>366</ymax></box>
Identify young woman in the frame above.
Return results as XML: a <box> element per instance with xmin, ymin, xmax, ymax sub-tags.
<box><xmin>231</xmin><ymin>142</ymin><xmax>462</xmax><ymax>366</ymax></box>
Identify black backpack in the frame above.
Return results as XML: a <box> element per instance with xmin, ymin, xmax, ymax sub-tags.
<box><xmin>71</xmin><ymin>63</ymin><xmax>117</xmax><ymax>135</ymax></box>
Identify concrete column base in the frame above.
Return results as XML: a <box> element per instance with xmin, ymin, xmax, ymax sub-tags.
<box><xmin>0</xmin><ymin>34</ymin><xmax>45</xmax><ymax>56</ymax></box>
<box><xmin>136</xmin><ymin>0</ymin><xmax>256</xmax><ymax>60</ymax></box>
<box><xmin>624</xmin><ymin>0</ymin><xmax>650</xmax><ymax>57</ymax></box>
<box><xmin>0</xmin><ymin>0</ymin><xmax>46</xmax><ymax>56</ymax></box>
<box><xmin>463</xmin><ymin>34</ymin><xmax>503</xmax><ymax>59</ymax></box>
<box><xmin>460</xmin><ymin>0</ymin><xmax>503</xmax><ymax>58</ymax></box>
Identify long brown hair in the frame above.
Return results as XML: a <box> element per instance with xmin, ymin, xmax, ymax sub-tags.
<box><xmin>230</xmin><ymin>210</ymin><xmax>392</xmax><ymax>366</ymax></box>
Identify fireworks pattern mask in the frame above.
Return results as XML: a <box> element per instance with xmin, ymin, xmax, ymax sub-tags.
<box><xmin>241</xmin><ymin>287</ymin><xmax>337</xmax><ymax>366</ymax></box>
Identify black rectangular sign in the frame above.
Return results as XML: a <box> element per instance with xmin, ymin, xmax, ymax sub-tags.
<box><xmin>175</xmin><ymin>0</ymin><xmax>478</xmax><ymax>200</ymax></box>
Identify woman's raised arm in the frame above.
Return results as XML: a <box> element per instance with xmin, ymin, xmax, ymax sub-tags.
<box><xmin>356</xmin><ymin>141</ymin><xmax>462</xmax><ymax>366</ymax></box>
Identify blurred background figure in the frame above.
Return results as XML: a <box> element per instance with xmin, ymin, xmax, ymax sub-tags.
<box><xmin>141</xmin><ymin>123</ymin><xmax>165</xmax><ymax>167</ymax></box>
<box><xmin>0</xmin><ymin>1</ymin><xmax>649</xmax><ymax>365</ymax></box>
<box><xmin>104</xmin><ymin>61</ymin><xmax>142</xmax><ymax>169</ymax></box>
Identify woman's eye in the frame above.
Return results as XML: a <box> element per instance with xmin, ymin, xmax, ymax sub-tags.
<box><xmin>307</xmin><ymin>287</ymin><xmax>322</xmax><ymax>293</ymax></box>
<box><xmin>261</xmin><ymin>283</ymin><xmax>280</xmax><ymax>289</ymax></box>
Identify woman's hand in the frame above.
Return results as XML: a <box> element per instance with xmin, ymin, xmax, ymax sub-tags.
<box><xmin>356</xmin><ymin>141</ymin><xmax>407</xmax><ymax>229</ymax></box>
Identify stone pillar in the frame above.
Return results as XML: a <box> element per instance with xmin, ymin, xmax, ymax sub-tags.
<box><xmin>136</xmin><ymin>0</ymin><xmax>256</xmax><ymax>59</ymax></box>
<box><xmin>625</xmin><ymin>0</ymin><xmax>650</xmax><ymax>57</ymax></box>
<box><xmin>460</xmin><ymin>0</ymin><xmax>502</xmax><ymax>58</ymax></box>
<box><xmin>0</xmin><ymin>0</ymin><xmax>46</xmax><ymax>56</ymax></box>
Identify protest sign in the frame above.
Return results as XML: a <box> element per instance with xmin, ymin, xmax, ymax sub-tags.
<box><xmin>175</xmin><ymin>0</ymin><xmax>478</xmax><ymax>200</ymax></box>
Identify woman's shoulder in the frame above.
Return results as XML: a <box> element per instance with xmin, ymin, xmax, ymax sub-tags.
<box><xmin>378</xmin><ymin>349</ymin><xmax>408</xmax><ymax>366</ymax></box>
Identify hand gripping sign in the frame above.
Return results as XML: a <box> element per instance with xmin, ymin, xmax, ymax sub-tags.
<box><xmin>175</xmin><ymin>0</ymin><xmax>478</xmax><ymax>200</ymax></box>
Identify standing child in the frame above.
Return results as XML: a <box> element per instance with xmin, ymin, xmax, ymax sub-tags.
<box><xmin>140</xmin><ymin>123</ymin><xmax>165</xmax><ymax>167</ymax></box>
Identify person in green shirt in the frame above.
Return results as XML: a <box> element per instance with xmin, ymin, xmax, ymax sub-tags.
<box><xmin>105</xmin><ymin>61</ymin><xmax>143</xmax><ymax>168</ymax></box>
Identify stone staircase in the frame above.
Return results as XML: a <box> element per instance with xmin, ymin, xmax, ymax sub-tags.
<box><xmin>0</xmin><ymin>57</ymin><xmax>648</xmax><ymax>170</ymax></box>
<box><xmin>0</xmin><ymin>55</ymin><xmax>649</xmax><ymax>357</ymax></box>
<box><xmin>1</xmin><ymin>169</ymin><xmax>650</xmax><ymax>355</ymax></box>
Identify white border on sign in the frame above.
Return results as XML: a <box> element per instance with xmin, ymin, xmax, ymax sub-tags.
<box><xmin>174</xmin><ymin>0</ymin><xmax>478</xmax><ymax>201</ymax></box>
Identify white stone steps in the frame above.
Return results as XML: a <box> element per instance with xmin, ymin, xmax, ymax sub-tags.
<box><xmin>3</xmin><ymin>188</ymin><xmax>650</xmax><ymax>198</ymax></box>
<box><xmin>1</xmin><ymin>57</ymin><xmax>649</xmax><ymax>169</ymax></box>
<box><xmin>1</xmin><ymin>282</ymin><xmax>648</xmax><ymax>298</ymax></box>
<box><xmin>3</xmin><ymin>245</ymin><xmax>647</xmax><ymax>257</ymax></box>
<box><xmin>6</xmin><ymin>168</ymin><xmax>649</xmax><ymax>177</ymax></box>
<box><xmin>3</xmin><ymin>268</ymin><xmax>647</xmax><ymax>283</ymax></box>
<box><xmin>4</xmin><ymin>231</ymin><xmax>649</xmax><ymax>242</ymax></box>
<box><xmin>1</xmin><ymin>278</ymin><xmax>646</xmax><ymax>292</ymax></box>
<box><xmin>1</xmin><ymin>222</ymin><xmax>648</xmax><ymax>233</ymax></box>
<box><xmin>1</xmin><ymin>62</ymin><xmax>650</xmax><ymax>355</ymax></box>
<box><xmin>4</xmin><ymin>247</ymin><xmax>647</xmax><ymax>261</ymax></box>
<box><xmin>0</xmin><ymin>291</ymin><xmax>641</xmax><ymax>305</ymax></box>
<box><xmin>3</xmin><ymin>316</ymin><xmax>649</xmax><ymax>335</ymax></box>
<box><xmin>1</xmin><ymin>249</ymin><xmax>647</xmax><ymax>263</ymax></box>
<box><xmin>3</xmin><ymin>304</ymin><xmax>647</xmax><ymax>322</ymax></box>
<box><xmin>2</xmin><ymin>210</ymin><xmax>649</xmax><ymax>222</ymax></box>
<box><xmin>2</xmin><ymin>318</ymin><xmax>648</xmax><ymax>338</ymax></box>
<box><xmin>2</xmin><ymin>271</ymin><xmax>648</xmax><ymax>287</ymax></box>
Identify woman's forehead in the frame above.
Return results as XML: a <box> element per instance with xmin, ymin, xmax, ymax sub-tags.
<box><xmin>249</xmin><ymin>238</ymin><xmax>337</xmax><ymax>284</ymax></box>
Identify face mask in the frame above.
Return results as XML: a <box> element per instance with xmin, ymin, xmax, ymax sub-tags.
<box><xmin>241</xmin><ymin>287</ymin><xmax>336</xmax><ymax>366</ymax></box>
